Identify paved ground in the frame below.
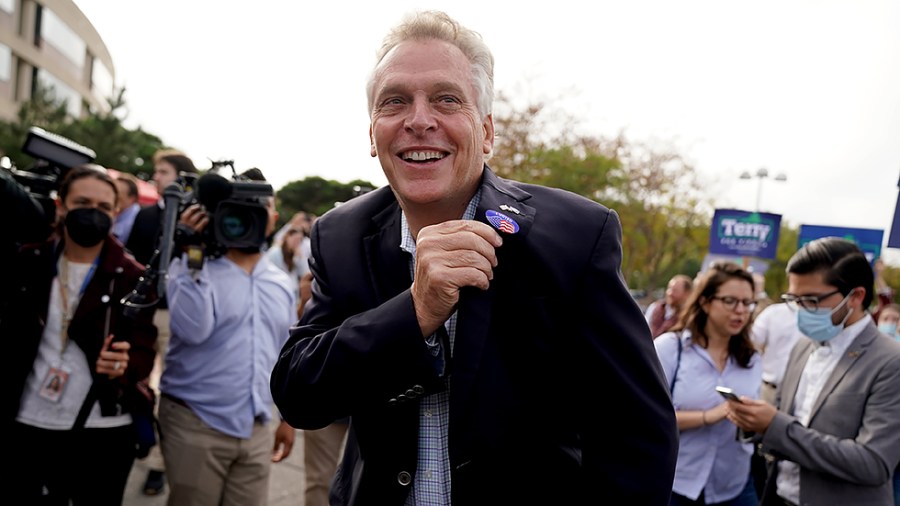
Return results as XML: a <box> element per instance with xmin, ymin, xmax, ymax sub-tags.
<box><xmin>122</xmin><ymin>428</ymin><xmax>307</xmax><ymax>506</ymax></box>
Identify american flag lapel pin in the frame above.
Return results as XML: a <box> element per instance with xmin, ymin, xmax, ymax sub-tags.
<box><xmin>499</xmin><ymin>204</ymin><xmax>521</xmax><ymax>215</ymax></box>
<box><xmin>485</xmin><ymin>209</ymin><xmax>520</xmax><ymax>234</ymax></box>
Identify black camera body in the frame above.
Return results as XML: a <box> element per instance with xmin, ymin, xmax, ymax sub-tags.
<box><xmin>210</xmin><ymin>180</ymin><xmax>273</xmax><ymax>249</ymax></box>
<box><xmin>175</xmin><ymin>166</ymin><xmax>273</xmax><ymax>260</ymax></box>
<box><xmin>5</xmin><ymin>127</ymin><xmax>96</xmax><ymax>220</ymax></box>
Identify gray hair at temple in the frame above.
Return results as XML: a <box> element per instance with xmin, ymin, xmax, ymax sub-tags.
<box><xmin>366</xmin><ymin>10</ymin><xmax>495</xmax><ymax>120</ymax></box>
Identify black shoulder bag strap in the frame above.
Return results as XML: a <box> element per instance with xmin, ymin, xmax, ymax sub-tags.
<box><xmin>669</xmin><ymin>331</ymin><xmax>683</xmax><ymax>395</ymax></box>
<box><xmin>72</xmin><ymin>384</ymin><xmax>98</xmax><ymax>430</ymax></box>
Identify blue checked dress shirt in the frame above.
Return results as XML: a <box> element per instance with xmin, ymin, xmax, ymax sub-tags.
<box><xmin>400</xmin><ymin>190</ymin><xmax>481</xmax><ymax>506</ymax></box>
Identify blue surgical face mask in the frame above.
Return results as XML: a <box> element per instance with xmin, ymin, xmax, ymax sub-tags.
<box><xmin>878</xmin><ymin>322</ymin><xmax>898</xmax><ymax>338</ymax></box>
<box><xmin>796</xmin><ymin>293</ymin><xmax>852</xmax><ymax>343</ymax></box>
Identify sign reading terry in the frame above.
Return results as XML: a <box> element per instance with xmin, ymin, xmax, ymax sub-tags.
<box><xmin>709</xmin><ymin>209</ymin><xmax>782</xmax><ymax>259</ymax></box>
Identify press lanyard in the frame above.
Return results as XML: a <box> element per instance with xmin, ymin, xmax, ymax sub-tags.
<box><xmin>58</xmin><ymin>255</ymin><xmax>98</xmax><ymax>353</ymax></box>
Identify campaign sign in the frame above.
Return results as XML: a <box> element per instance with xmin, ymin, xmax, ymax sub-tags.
<box><xmin>798</xmin><ymin>225</ymin><xmax>883</xmax><ymax>264</ymax></box>
<box><xmin>709</xmin><ymin>209</ymin><xmax>781</xmax><ymax>259</ymax></box>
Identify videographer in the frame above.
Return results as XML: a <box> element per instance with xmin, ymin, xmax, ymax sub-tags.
<box><xmin>158</xmin><ymin>171</ymin><xmax>297</xmax><ymax>505</ymax></box>
<box><xmin>2</xmin><ymin>165</ymin><xmax>158</xmax><ymax>505</ymax></box>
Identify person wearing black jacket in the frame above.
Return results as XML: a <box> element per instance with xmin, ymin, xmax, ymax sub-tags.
<box><xmin>1</xmin><ymin>165</ymin><xmax>157</xmax><ymax>505</ymax></box>
<box><xmin>124</xmin><ymin>148</ymin><xmax>197</xmax><ymax>495</ymax></box>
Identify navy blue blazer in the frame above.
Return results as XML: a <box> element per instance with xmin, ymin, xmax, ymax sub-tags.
<box><xmin>272</xmin><ymin>167</ymin><xmax>677</xmax><ymax>505</ymax></box>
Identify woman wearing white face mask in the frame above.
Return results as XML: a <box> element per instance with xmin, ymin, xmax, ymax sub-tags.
<box><xmin>877</xmin><ymin>303</ymin><xmax>900</xmax><ymax>341</ymax></box>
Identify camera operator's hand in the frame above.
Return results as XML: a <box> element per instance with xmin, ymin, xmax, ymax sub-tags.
<box><xmin>179</xmin><ymin>204</ymin><xmax>209</xmax><ymax>233</ymax></box>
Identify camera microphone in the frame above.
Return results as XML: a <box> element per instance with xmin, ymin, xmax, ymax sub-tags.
<box><xmin>196</xmin><ymin>172</ymin><xmax>233</xmax><ymax>212</ymax></box>
<box><xmin>157</xmin><ymin>182</ymin><xmax>184</xmax><ymax>299</ymax></box>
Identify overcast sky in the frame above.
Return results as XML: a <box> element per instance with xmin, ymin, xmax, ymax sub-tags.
<box><xmin>73</xmin><ymin>0</ymin><xmax>900</xmax><ymax>263</ymax></box>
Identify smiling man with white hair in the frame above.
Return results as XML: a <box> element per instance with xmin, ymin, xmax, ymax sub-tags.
<box><xmin>272</xmin><ymin>10</ymin><xmax>677</xmax><ymax>505</ymax></box>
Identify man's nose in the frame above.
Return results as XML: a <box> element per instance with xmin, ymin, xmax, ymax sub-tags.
<box><xmin>404</xmin><ymin>97</ymin><xmax>437</xmax><ymax>133</ymax></box>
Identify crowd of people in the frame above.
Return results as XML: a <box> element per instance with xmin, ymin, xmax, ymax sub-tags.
<box><xmin>2</xmin><ymin>8</ymin><xmax>900</xmax><ymax>506</ymax></box>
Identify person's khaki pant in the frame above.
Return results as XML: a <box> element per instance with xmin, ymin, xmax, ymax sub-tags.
<box><xmin>304</xmin><ymin>422</ymin><xmax>349</xmax><ymax>506</ymax></box>
<box><xmin>159</xmin><ymin>396</ymin><xmax>272</xmax><ymax>506</ymax></box>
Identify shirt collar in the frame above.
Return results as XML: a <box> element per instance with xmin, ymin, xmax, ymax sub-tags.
<box><xmin>819</xmin><ymin>313</ymin><xmax>872</xmax><ymax>354</ymax></box>
<box><xmin>400</xmin><ymin>189</ymin><xmax>482</xmax><ymax>255</ymax></box>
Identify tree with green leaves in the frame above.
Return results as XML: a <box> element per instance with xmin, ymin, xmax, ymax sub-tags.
<box><xmin>490</xmin><ymin>93</ymin><xmax>713</xmax><ymax>291</ymax></box>
<box><xmin>276</xmin><ymin>176</ymin><xmax>378</xmax><ymax>220</ymax></box>
<box><xmin>0</xmin><ymin>85</ymin><xmax>164</xmax><ymax>179</ymax></box>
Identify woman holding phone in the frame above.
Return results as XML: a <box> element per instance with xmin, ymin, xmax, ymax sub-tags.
<box><xmin>654</xmin><ymin>262</ymin><xmax>762</xmax><ymax>505</ymax></box>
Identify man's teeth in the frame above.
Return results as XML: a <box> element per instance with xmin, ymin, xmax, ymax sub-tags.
<box><xmin>402</xmin><ymin>151</ymin><xmax>445</xmax><ymax>161</ymax></box>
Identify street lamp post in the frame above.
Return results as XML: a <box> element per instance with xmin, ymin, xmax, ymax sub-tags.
<box><xmin>739</xmin><ymin>167</ymin><xmax>787</xmax><ymax>212</ymax></box>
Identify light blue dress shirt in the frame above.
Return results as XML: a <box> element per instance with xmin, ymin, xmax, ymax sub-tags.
<box><xmin>112</xmin><ymin>202</ymin><xmax>140</xmax><ymax>245</ymax></box>
<box><xmin>655</xmin><ymin>330</ymin><xmax>762</xmax><ymax>502</ymax></box>
<box><xmin>163</xmin><ymin>253</ymin><xmax>296</xmax><ymax>439</ymax></box>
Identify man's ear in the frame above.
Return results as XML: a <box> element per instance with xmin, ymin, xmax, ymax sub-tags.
<box><xmin>370</xmin><ymin>124</ymin><xmax>377</xmax><ymax>158</ymax></box>
<box><xmin>482</xmin><ymin>114</ymin><xmax>494</xmax><ymax>155</ymax></box>
<box><xmin>849</xmin><ymin>287</ymin><xmax>867</xmax><ymax>309</ymax></box>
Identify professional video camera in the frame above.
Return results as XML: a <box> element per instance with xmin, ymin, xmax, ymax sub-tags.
<box><xmin>173</xmin><ymin>160</ymin><xmax>274</xmax><ymax>263</ymax></box>
<box><xmin>122</xmin><ymin>160</ymin><xmax>273</xmax><ymax>311</ymax></box>
<box><xmin>4</xmin><ymin>126</ymin><xmax>96</xmax><ymax>219</ymax></box>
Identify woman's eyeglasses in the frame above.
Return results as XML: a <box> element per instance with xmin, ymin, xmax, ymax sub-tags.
<box><xmin>709</xmin><ymin>295</ymin><xmax>758</xmax><ymax>312</ymax></box>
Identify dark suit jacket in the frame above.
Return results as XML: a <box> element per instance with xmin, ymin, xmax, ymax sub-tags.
<box><xmin>1</xmin><ymin>237</ymin><xmax>158</xmax><ymax>427</ymax></box>
<box><xmin>759</xmin><ymin>322</ymin><xmax>900</xmax><ymax>506</ymax></box>
<box><xmin>125</xmin><ymin>203</ymin><xmax>163</xmax><ymax>268</ymax></box>
<box><xmin>271</xmin><ymin>168</ymin><xmax>678</xmax><ymax>505</ymax></box>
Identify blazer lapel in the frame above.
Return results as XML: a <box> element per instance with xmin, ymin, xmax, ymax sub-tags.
<box><xmin>474</xmin><ymin>168</ymin><xmax>535</xmax><ymax>241</ymax></box>
<box><xmin>450</xmin><ymin>168</ymin><xmax>535</xmax><ymax>437</ymax></box>
<box><xmin>808</xmin><ymin>323</ymin><xmax>877</xmax><ymax>419</ymax></box>
<box><xmin>779</xmin><ymin>340</ymin><xmax>815</xmax><ymax>415</ymax></box>
<box><xmin>363</xmin><ymin>200</ymin><xmax>411</xmax><ymax>303</ymax></box>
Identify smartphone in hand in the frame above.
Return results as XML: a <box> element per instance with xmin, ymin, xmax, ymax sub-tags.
<box><xmin>715</xmin><ymin>386</ymin><xmax>743</xmax><ymax>403</ymax></box>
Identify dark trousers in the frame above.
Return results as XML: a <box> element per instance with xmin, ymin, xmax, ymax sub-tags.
<box><xmin>750</xmin><ymin>443</ymin><xmax>769</xmax><ymax>498</ymax></box>
<box><xmin>9</xmin><ymin>421</ymin><xmax>136</xmax><ymax>506</ymax></box>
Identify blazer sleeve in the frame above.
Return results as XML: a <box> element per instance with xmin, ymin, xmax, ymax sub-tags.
<box><xmin>762</xmin><ymin>351</ymin><xmax>900</xmax><ymax>485</ymax></box>
<box><xmin>575</xmin><ymin>209</ymin><xmax>679</xmax><ymax>502</ymax></box>
<box><xmin>270</xmin><ymin>221</ymin><xmax>443</xmax><ymax>430</ymax></box>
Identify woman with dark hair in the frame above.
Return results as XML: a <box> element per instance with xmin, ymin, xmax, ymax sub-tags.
<box><xmin>2</xmin><ymin>164</ymin><xmax>158</xmax><ymax>505</ymax></box>
<box><xmin>655</xmin><ymin>262</ymin><xmax>762</xmax><ymax>505</ymax></box>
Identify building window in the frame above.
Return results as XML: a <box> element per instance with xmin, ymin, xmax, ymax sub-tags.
<box><xmin>0</xmin><ymin>0</ymin><xmax>14</xmax><ymax>14</ymax></box>
<box><xmin>35</xmin><ymin>68</ymin><xmax>82</xmax><ymax>117</ymax></box>
<box><xmin>0</xmin><ymin>43</ymin><xmax>11</xmax><ymax>82</ymax></box>
<box><xmin>40</xmin><ymin>7</ymin><xmax>86</xmax><ymax>70</ymax></box>
<box><xmin>91</xmin><ymin>57</ymin><xmax>114</xmax><ymax>102</ymax></box>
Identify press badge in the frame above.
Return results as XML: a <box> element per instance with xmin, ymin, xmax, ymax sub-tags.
<box><xmin>39</xmin><ymin>367</ymin><xmax>70</xmax><ymax>403</ymax></box>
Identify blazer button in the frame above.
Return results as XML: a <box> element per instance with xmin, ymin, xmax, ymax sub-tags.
<box><xmin>397</xmin><ymin>394</ymin><xmax>408</xmax><ymax>403</ymax></box>
<box><xmin>397</xmin><ymin>471</ymin><xmax>412</xmax><ymax>486</ymax></box>
<box><xmin>412</xmin><ymin>385</ymin><xmax>425</xmax><ymax>394</ymax></box>
<box><xmin>405</xmin><ymin>389</ymin><xmax>417</xmax><ymax>398</ymax></box>
<box><xmin>388</xmin><ymin>398</ymin><xmax>398</xmax><ymax>406</ymax></box>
